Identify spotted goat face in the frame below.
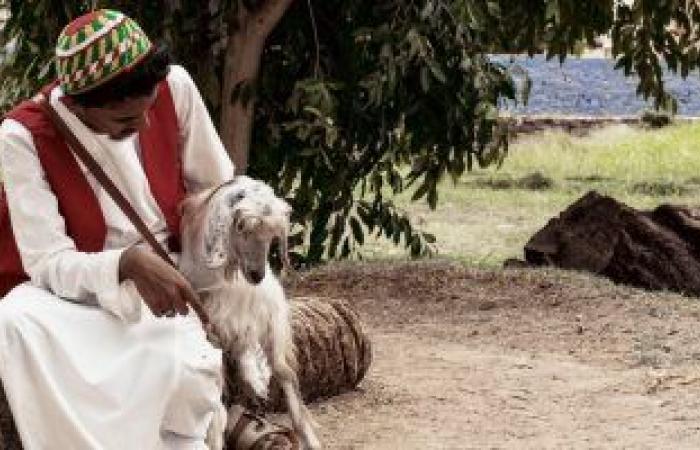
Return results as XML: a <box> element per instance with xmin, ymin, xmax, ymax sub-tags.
<box><xmin>201</xmin><ymin>176</ymin><xmax>291</xmax><ymax>285</ymax></box>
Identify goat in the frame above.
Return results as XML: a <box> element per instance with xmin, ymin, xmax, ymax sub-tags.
<box><xmin>179</xmin><ymin>175</ymin><xmax>321</xmax><ymax>450</ymax></box>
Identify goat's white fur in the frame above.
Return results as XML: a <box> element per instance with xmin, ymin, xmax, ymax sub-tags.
<box><xmin>180</xmin><ymin>176</ymin><xmax>321</xmax><ymax>450</ymax></box>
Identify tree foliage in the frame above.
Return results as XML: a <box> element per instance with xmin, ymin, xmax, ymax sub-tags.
<box><xmin>1</xmin><ymin>0</ymin><xmax>699</xmax><ymax>263</ymax></box>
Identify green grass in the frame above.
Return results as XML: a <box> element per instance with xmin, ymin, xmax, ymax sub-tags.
<box><xmin>361</xmin><ymin>122</ymin><xmax>700</xmax><ymax>267</ymax></box>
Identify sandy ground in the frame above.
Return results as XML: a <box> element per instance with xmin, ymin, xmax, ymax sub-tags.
<box><xmin>286</xmin><ymin>261</ymin><xmax>700</xmax><ymax>449</ymax></box>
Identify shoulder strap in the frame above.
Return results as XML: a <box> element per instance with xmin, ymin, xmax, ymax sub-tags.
<box><xmin>39</xmin><ymin>97</ymin><xmax>176</xmax><ymax>267</ymax></box>
<box><xmin>39</xmin><ymin>95</ymin><xmax>210</xmax><ymax>326</ymax></box>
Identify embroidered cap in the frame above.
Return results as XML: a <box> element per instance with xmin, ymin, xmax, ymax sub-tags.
<box><xmin>55</xmin><ymin>9</ymin><xmax>153</xmax><ymax>95</ymax></box>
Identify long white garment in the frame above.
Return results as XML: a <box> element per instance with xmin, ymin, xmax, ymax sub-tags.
<box><xmin>0</xmin><ymin>65</ymin><xmax>235</xmax><ymax>449</ymax></box>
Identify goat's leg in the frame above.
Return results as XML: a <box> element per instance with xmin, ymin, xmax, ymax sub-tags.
<box><xmin>272</xmin><ymin>356</ymin><xmax>321</xmax><ymax>450</ymax></box>
<box><xmin>239</xmin><ymin>343</ymin><xmax>272</xmax><ymax>400</ymax></box>
<box><xmin>205</xmin><ymin>401</ymin><xmax>227</xmax><ymax>450</ymax></box>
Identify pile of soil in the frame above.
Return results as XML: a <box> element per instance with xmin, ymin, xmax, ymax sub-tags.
<box><xmin>523</xmin><ymin>190</ymin><xmax>700</xmax><ymax>297</ymax></box>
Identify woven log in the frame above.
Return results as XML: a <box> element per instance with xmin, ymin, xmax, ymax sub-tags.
<box><xmin>225</xmin><ymin>297</ymin><xmax>372</xmax><ymax>411</ymax></box>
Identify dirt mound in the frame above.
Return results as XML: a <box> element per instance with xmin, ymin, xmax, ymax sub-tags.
<box><xmin>523</xmin><ymin>190</ymin><xmax>700</xmax><ymax>296</ymax></box>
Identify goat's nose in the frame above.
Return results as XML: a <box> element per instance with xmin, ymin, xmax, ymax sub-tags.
<box><xmin>249</xmin><ymin>270</ymin><xmax>264</xmax><ymax>284</ymax></box>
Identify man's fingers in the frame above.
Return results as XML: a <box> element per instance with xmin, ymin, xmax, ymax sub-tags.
<box><xmin>130</xmin><ymin>258</ymin><xmax>209</xmax><ymax>324</ymax></box>
<box><xmin>147</xmin><ymin>295</ymin><xmax>168</xmax><ymax>317</ymax></box>
<box><xmin>169</xmin><ymin>294</ymin><xmax>189</xmax><ymax>316</ymax></box>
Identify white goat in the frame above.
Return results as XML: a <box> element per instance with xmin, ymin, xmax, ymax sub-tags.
<box><xmin>179</xmin><ymin>176</ymin><xmax>321</xmax><ymax>450</ymax></box>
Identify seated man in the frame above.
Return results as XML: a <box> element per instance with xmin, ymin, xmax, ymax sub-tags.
<box><xmin>0</xmin><ymin>9</ymin><xmax>292</xmax><ymax>449</ymax></box>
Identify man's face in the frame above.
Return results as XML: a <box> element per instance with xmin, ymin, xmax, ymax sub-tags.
<box><xmin>71</xmin><ymin>89</ymin><xmax>158</xmax><ymax>140</ymax></box>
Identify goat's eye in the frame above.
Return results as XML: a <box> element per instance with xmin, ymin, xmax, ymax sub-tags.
<box><xmin>228</xmin><ymin>191</ymin><xmax>246</xmax><ymax>207</ymax></box>
<box><xmin>235</xmin><ymin>220</ymin><xmax>246</xmax><ymax>233</ymax></box>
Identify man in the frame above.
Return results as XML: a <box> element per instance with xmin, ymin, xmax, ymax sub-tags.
<box><xmin>0</xmin><ymin>9</ymin><xmax>292</xmax><ymax>449</ymax></box>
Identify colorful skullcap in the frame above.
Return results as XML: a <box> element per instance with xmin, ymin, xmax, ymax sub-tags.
<box><xmin>55</xmin><ymin>9</ymin><xmax>153</xmax><ymax>95</ymax></box>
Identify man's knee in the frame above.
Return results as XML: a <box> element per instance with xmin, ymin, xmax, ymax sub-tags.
<box><xmin>161</xmin><ymin>341</ymin><xmax>224</xmax><ymax>439</ymax></box>
<box><xmin>0</xmin><ymin>285</ymin><xmax>59</xmax><ymax>348</ymax></box>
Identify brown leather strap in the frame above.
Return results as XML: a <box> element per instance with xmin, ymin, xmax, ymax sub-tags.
<box><xmin>40</xmin><ymin>98</ymin><xmax>176</xmax><ymax>267</ymax></box>
<box><xmin>39</xmin><ymin>96</ymin><xmax>210</xmax><ymax>326</ymax></box>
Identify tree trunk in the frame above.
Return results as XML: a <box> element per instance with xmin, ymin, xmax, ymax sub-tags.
<box><xmin>220</xmin><ymin>0</ymin><xmax>295</xmax><ymax>174</ymax></box>
<box><xmin>0</xmin><ymin>298</ymin><xmax>372</xmax><ymax>448</ymax></box>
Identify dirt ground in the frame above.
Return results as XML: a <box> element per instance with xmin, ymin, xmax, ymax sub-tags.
<box><xmin>285</xmin><ymin>261</ymin><xmax>700</xmax><ymax>449</ymax></box>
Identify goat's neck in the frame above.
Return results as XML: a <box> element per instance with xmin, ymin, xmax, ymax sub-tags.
<box><xmin>180</xmin><ymin>256</ymin><xmax>227</xmax><ymax>293</ymax></box>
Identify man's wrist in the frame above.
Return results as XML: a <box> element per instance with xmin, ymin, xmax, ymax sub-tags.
<box><xmin>118</xmin><ymin>245</ymin><xmax>139</xmax><ymax>283</ymax></box>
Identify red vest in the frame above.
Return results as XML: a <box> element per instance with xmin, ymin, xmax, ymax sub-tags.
<box><xmin>0</xmin><ymin>80</ymin><xmax>186</xmax><ymax>297</ymax></box>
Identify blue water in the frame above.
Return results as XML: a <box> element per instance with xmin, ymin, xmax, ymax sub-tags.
<box><xmin>496</xmin><ymin>55</ymin><xmax>700</xmax><ymax>117</ymax></box>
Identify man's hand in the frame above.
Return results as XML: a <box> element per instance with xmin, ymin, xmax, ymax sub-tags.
<box><xmin>118</xmin><ymin>246</ymin><xmax>206</xmax><ymax>323</ymax></box>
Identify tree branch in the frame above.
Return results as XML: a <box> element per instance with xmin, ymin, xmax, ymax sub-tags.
<box><xmin>306</xmin><ymin>0</ymin><xmax>320</xmax><ymax>78</ymax></box>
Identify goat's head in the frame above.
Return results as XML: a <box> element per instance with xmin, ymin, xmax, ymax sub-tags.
<box><xmin>184</xmin><ymin>176</ymin><xmax>291</xmax><ymax>285</ymax></box>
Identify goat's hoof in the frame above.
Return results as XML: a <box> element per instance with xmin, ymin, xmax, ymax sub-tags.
<box><xmin>226</xmin><ymin>405</ymin><xmax>299</xmax><ymax>450</ymax></box>
<box><xmin>246</xmin><ymin>379</ymin><xmax>269</xmax><ymax>401</ymax></box>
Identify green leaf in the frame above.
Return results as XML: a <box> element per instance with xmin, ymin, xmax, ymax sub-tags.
<box><xmin>486</xmin><ymin>1</ymin><xmax>501</xmax><ymax>17</ymax></box>
<box><xmin>412</xmin><ymin>181</ymin><xmax>430</xmax><ymax>201</ymax></box>
<box><xmin>427</xmin><ymin>185</ymin><xmax>438</xmax><ymax>210</ymax></box>
<box><xmin>349</xmin><ymin>216</ymin><xmax>364</xmax><ymax>245</ymax></box>
<box><xmin>341</xmin><ymin>238</ymin><xmax>351</xmax><ymax>258</ymax></box>
<box><xmin>429</xmin><ymin>62</ymin><xmax>447</xmax><ymax>84</ymax></box>
<box><xmin>420</xmin><ymin>66</ymin><xmax>430</xmax><ymax>92</ymax></box>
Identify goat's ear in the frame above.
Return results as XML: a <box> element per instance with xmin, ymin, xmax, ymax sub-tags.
<box><xmin>202</xmin><ymin>195</ymin><xmax>236</xmax><ymax>269</ymax></box>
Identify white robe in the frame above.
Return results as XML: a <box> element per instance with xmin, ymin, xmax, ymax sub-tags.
<box><xmin>0</xmin><ymin>65</ymin><xmax>234</xmax><ymax>449</ymax></box>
